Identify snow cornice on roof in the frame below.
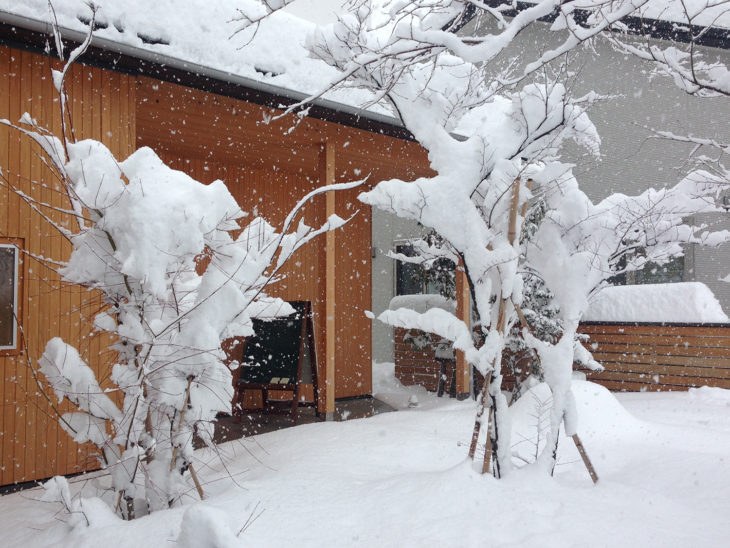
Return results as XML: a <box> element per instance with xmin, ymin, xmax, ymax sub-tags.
<box><xmin>0</xmin><ymin>10</ymin><xmax>415</xmax><ymax>142</ymax></box>
<box><xmin>482</xmin><ymin>0</ymin><xmax>730</xmax><ymax>50</ymax></box>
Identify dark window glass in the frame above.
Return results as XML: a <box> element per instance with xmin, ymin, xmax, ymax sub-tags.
<box><xmin>635</xmin><ymin>256</ymin><xmax>684</xmax><ymax>284</ymax></box>
<box><xmin>395</xmin><ymin>244</ymin><xmax>424</xmax><ymax>296</ymax></box>
<box><xmin>610</xmin><ymin>254</ymin><xmax>684</xmax><ymax>286</ymax></box>
<box><xmin>394</xmin><ymin>243</ymin><xmax>456</xmax><ymax>297</ymax></box>
<box><xmin>0</xmin><ymin>246</ymin><xmax>17</xmax><ymax>348</ymax></box>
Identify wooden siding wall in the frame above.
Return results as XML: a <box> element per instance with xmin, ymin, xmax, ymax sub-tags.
<box><xmin>156</xmin><ymin>155</ymin><xmax>327</xmax><ymax>406</ymax></box>
<box><xmin>0</xmin><ymin>46</ymin><xmax>430</xmax><ymax>486</ymax></box>
<box><xmin>135</xmin><ymin>77</ymin><xmax>429</xmax><ymax>404</ymax></box>
<box><xmin>0</xmin><ymin>46</ymin><xmax>135</xmax><ymax>485</ymax></box>
<box><xmin>580</xmin><ymin>323</ymin><xmax>730</xmax><ymax>391</ymax></box>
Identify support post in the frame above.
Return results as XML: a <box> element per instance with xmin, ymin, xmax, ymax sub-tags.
<box><xmin>323</xmin><ymin>141</ymin><xmax>336</xmax><ymax>421</ymax></box>
<box><xmin>455</xmin><ymin>265</ymin><xmax>471</xmax><ymax>400</ymax></box>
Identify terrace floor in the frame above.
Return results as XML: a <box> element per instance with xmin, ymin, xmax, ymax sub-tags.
<box><xmin>209</xmin><ymin>397</ymin><xmax>397</xmax><ymax>445</ymax></box>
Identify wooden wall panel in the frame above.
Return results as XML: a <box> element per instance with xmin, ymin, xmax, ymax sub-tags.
<box><xmin>0</xmin><ymin>48</ymin><xmax>429</xmax><ymax>485</ymax></box>
<box><xmin>334</xmin><ymin>186</ymin><xmax>372</xmax><ymax>398</ymax></box>
<box><xmin>0</xmin><ymin>47</ymin><xmax>135</xmax><ymax>486</ymax></box>
<box><xmin>136</xmin><ymin>76</ymin><xmax>431</xmax><ymax>406</ymax></box>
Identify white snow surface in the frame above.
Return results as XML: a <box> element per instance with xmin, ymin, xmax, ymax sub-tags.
<box><xmin>0</xmin><ymin>0</ymin><xmax>384</xmax><ymax>113</ymax></box>
<box><xmin>388</xmin><ymin>294</ymin><xmax>456</xmax><ymax>314</ymax></box>
<box><xmin>584</xmin><ymin>282</ymin><xmax>730</xmax><ymax>323</ymax></box>
<box><xmin>510</xmin><ymin>0</ymin><xmax>730</xmax><ymax>29</ymax></box>
<box><xmin>3</xmin><ymin>376</ymin><xmax>730</xmax><ymax>547</ymax></box>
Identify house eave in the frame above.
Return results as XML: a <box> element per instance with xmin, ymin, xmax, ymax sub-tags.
<box><xmin>0</xmin><ymin>10</ymin><xmax>416</xmax><ymax>142</ymax></box>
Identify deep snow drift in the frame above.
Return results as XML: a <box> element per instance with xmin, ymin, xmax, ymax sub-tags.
<box><xmin>1</xmin><ymin>371</ymin><xmax>729</xmax><ymax>547</ymax></box>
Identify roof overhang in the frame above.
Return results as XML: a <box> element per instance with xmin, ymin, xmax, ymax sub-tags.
<box><xmin>0</xmin><ymin>10</ymin><xmax>416</xmax><ymax>142</ymax></box>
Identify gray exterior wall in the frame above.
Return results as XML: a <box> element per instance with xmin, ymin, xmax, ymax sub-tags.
<box><xmin>371</xmin><ymin>210</ymin><xmax>428</xmax><ymax>363</ymax></box>
<box><xmin>540</xmin><ymin>30</ymin><xmax>730</xmax><ymax>312</ymax></box>
<box><xmin>371</xmin><ymin>23</ymin><xmax>730</xmax><ymax>364</ymax></box>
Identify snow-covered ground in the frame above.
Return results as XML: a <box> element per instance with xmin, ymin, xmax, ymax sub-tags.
<box><xmin>1</xmin><ymin>366</ymin><xmax>729</xmax><ymax>547</ymax></box>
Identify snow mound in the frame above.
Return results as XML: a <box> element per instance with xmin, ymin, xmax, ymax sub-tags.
<box><xmin>584</xmin><ymin>282</ymin><xmax>729</xmax><ymax>323</ymax></box>
<box><xmin>177</xmin><ymin>505</ymin><xmax>239</xmax><ymax>548</ymax></box>
<box><xmin>511</xmin><ymin>381</ymin><xmax>639</xmax><ymax>444</ymax></box>
<box><xmin>372</xmin><ymin>361</ymin><xmax>439</xmax><ymax>410</ymax></box>
<box><xmin>688</xmin><ymin>386</ymin><xmax>730</xmax><ymax>404</ymax></box>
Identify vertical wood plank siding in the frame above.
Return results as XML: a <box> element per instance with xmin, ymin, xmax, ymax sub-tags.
<box><xmin>1</xmin><ymin>47</ymin><xmax>430</xmax><ymax>485</ymax></box>
<box><xmin>0</xmin><ymin>46</ymin><xmax>135</xmax><ymax>485</ymax></box>
<box><xmin>135</xmin><ymin>76</ymin><xmax>425</xmax><ymax>404</ymax></box>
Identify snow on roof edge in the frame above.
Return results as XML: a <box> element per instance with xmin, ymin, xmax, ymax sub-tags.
<box><xmin>0</xmin><ymin>9</ymin><xmax>409</xmax><ymax>137</ymax></box>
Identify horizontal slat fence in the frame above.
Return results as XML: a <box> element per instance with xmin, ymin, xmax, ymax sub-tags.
<box><xmin>579</xmin><ymin>323</ymin><xmax>730</xmax><ymax>391</ymax></box>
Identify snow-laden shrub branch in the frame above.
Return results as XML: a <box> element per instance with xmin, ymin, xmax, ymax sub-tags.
<box><xmin>2</xmin><ymin>25</ymin><xmax>363</xmax><ymax>514</ymax></box>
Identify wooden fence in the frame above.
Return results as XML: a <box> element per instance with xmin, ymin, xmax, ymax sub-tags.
<box><xmin>579</xmin><ymin>323</ymin><xmax>730</xmax><ymax>391</ymax></box>
<box><xmin>394</xmin><ymin>323</ymin><xmax>730</xmax><ymax>394</ymax></box>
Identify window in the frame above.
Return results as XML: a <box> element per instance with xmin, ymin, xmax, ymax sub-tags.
<box><xmin>394</xmin><ymin>242</ymin><xmax>456</xmax><ymax>298</ymax></box>
<box><xmin>0</xmin><ymin>242</ymin><xmax>20</xmax><ymax>352</ymax></box>
<box><xmin>609</xmin><ymin>253</ymin><xmax>685</xmax><ymax>286</ymax></box>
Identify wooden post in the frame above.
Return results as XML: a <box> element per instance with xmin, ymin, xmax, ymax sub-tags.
<box><xmin>469</xmin><ymin>178</ymin><xmax>522</xmax><ymax>471</ymax></box>
<box><xmin>323</xmin><ymin>141</ymin><xmax>337</xmax><ymax>421</ymax></box>
<box><xmin>454</xmin><ymin>265</ymin><xmax>471</xmax><ymax>400</ymax></box>
<box><xmin>572</xmin><ymin>434</ymin><xmax>599</xmax><ymax>484</ymax></box>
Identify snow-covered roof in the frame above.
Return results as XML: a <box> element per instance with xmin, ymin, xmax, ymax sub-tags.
<box><xmin>627</xmin><ymin>0</ymin><xmax>730</xmax><ymax>30</ymax></box>
<box><xmin>584</xmin><ymin>282</ymin><xmax>730</xmax><ymax>324</ymax></box>
<box><xmin>0</xmin><ymin>1</ymin><xmax>396</xmax><ymax>124</ymax></box>
<box><xmin>488</xmin><ymin>0</ymin><xmax>730</xmax><ymax>40</ymax></box>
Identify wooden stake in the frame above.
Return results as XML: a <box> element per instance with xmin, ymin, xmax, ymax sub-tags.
<box><xmin>188</xmin><ymin>463</ymin><xmax>206</xmax><ymax>499</ymax></box>
<box><xmin>468</xmin><ymin>373</ymin><xmax>490</xmax><ymax>459</ymax></box>
<box><xmin>572</xmin><ymin>434</ymin><xmax>599</xmax><ymax>484</ymax></box>
<box><xmin>507</xmin><ymin>177</ymin><xmax>522</xmax><ymax>246</ymax></box>
<box><xmin>520</xmin><ymin>179</ymin><xmax>533</xmax><ymax>221</ymax></box>
<box><xmin>468</xmin><ymin>178</ymin><xmax>521</xmax><ymax>468</ymax></box>
<box><xmin>167</xmin><ymin>376</ymin><xmax>205</xmax><ymax>499</ymax></box>
<box><xmin>481</xmin><ymin>407</ymin><xmax>493</xmax><ymax>475</ymax></box>
<box><xmin>511</xmin><ymin>297</ymin><xmax>600</xmax><ymax>484</ymax></box>
<box><xmin>170</xmin><ymin>376</ymin><xmax>194</xmax><ymax>472</ymax></box>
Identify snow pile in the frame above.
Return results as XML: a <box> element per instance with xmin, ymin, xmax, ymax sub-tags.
<box><xmin>4</xmin><ymin>381</ymin><xmax>730</xmax><ymax>547</ymax></box>
<box><xmin>0</xmin><ymin>0</ymin><xmax>383</xmax><ymax>113</ymax></box>
<box><xmin>584</xmin><ymin>282</ymin><xmax>729</xmax><ymax>323</ymax></box>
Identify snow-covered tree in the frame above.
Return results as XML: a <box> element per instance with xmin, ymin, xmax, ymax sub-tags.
<box><xmin>0</xmin><ymin>13</ymin><xmax>359</xmax><ymax>517</ymax></box>
<box><xmin>234</xmin><ymin>0</ymin><xmax>730</xmax><ymax>477</ymax></box>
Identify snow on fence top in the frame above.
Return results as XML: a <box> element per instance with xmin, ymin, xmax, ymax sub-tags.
<box><xmin>389</xmin><ymin>294</ymin><xmax>456</xmax><ymax>315</ymax></box>
<box><xmin>584</xmin><ymin>282</ymin><xmax>730</xmax><ymax>324</ymax></box>
<box><xmin>0</xmin><ymin>0</ymin><xmax>384</xmax><ymax>114</ymax></box>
